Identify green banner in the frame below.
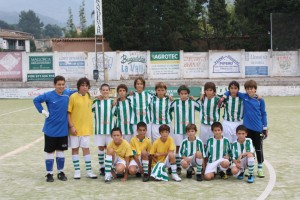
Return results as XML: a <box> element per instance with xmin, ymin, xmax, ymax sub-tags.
<box><xmin>27</xmin><ymin>73</ymin><xmax>55</xmax><ymax>81</ymax></box>
<box><xmin>150</xmin><ymin>52</ymin><xmax>180</xmax><ymax>61</ymax></box>
<box><xmin>29</xmin><ymin>56</ymin><xmax>53</xmax><ymax>70</ymax></box>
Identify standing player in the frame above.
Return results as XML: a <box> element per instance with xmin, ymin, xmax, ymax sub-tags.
<box><xmin>169</xmin><ymin>85</ymin><xmax>200</xmax><ymax>174</ymax></box>
<box><xmin>68</xmin><ymin>77</ymin><xmax>97</xmax><ymax>179</ymax></box>
<box><xmin>92</xmin><ymin>83</ymin><xmax>116</xmax><ymax>176</ymax></box>
<box><xmin>33</xmin><ymin>75</ymin><xmax>76</xmax><ymax>182</ymax></box>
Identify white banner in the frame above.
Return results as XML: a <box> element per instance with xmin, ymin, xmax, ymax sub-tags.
<box><xmin>0</xmin><ymin>88</ymin><xmax>53</xmax><ymax>98</ymax></box>
<box><xmin>244</xmin><ymin>52</ymin><xmax>269</xmax><ymax>76</ymax></box>
<box><xmin>94</xmin><ymin>0</ymin><xmax>103</xmax><ymax>35</ymax></box>
<box><xmin>183</xmin><ymin>52</ymin><xmax>209</xmax><ymax>78</ymax></box>
<box><xmin>209</xmin><ymin>50</ymin><xmax>243</xmax><ymax>78</ymax></box>
<box><xmin>118</xmin><ymin>51</ymin><xmax>147</xmax><ymax>80</ymax></box>
<box><xmin>55</xmin><ymin>52</ymin><xmax>87</xmax><ymax>81</ymax></box>
<box><xmin>271</xmin><ymin>51</ymin><xmax>299</xmax><ymax>76</ymax></box>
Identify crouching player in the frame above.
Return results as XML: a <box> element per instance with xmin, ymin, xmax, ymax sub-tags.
<box><xmin>179</xmin><ymin>124</ymin><xmax>205</xmax><ymax>181</ymax></box>
<box><xmin>128</xmin><ymin>122</ymin><xmax>152</xmax><ymax>182</ymax></box>
<box><xmin>231</xmin><ymin>125</ymin><xmax>255</xmax><ymax>183</ymax></box>
<box><xmin>150</xmin><ymin>124</ymin><xmax>181</xmax><ymax>182</ymax></box>
<box><xmin>204</xmin><ymin>122</ymin><xmax>231</xmax><ymax>181</ymax></box>
<box><xmin>104</xmin><ymin>128</ymin><xmax>133</xmax><ymax>183</ymax></box>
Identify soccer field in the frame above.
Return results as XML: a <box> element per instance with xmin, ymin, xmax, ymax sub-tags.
<box><xmin>0</xmin><ymin>97</ymin><xmax>299</xmax><ymax>200</ymax></box>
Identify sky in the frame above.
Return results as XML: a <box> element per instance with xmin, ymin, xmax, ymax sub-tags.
<box><xmin>0</xmin><ymin>0</ymin><xmax>94</xmax><ymax>25</ymax></box>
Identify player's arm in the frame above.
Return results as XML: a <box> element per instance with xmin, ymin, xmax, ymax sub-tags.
<box><xmin>260</xmin><ymin>99</ymin><xmax>268</xmax><ymax>139</ymax></box>
<box><xmin>122</xmin><ymin>156</ymin><xmax>130</xmax><ymax>182</ymax></box>
<box><xmin>68</xmin><ymin>112</ymin><xmax>77</xmax><ymax>136</ymax></box>
<box><xmin>33</xmin><ymin>93</ymin><xmax>50</xmax><ymax>118</ymax></box>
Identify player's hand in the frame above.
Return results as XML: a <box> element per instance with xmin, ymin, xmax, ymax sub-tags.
<box><xmin>262</xmin><ymin>129</ymin><xmax>268</xmax><ymax>140</ymax></box>
<box><xmin>189</xmin><ymin>96</ymin><xmax>195</xmax><ymax>101</ymax></box>
<box><xmin>224</xmin><ymin>154</ymin><xmax>229</xmax><ymax>160</ymax></box>
<box><xmin>217</xmin><ymin>97</ymin><xmax>225</xmax><ymax>108</ymax></box>
<box><xmin>139</xmin><ymin>166</ymin><xmax>144</xmax><ymax>174</ymax></box>
<box><xmin>96</xmin><ymin>95</ymin><xmax>103</xmax><ymax>100</ymax></box>
<box><xmin>112</xmin><ymin>97</ymin><xmax>118</xmax><ymax>106</ymax></box>
<box><xmin>199</xmin><ymin>94</ymin><xmax>205</xmax><ymax>101</ymax></box>
<box><xmin>121</xmin><ymin>177</ymin><xmax>127</xmax><ymax>182</ymax></box>
<box><xmin>129</xmin><ymin>91</ymin><xmax>134</xmax><ymax>96</ymax></box>
<box><xmin>70</xmin><ymin>127</ymin><xmax>77</xmax><ymax>136</ymax></box>
<box><xmin>41</xmin><ymin>110</ymin><xmax>49</xmax><ymax>118</ymax></box>
<box><xmin>168</xmin><ymin>95</ymin><xmax>174</xmax><ymax>101</ymax></box>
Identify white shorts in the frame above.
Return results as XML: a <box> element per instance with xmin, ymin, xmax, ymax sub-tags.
<box><xmin>205</xmin><ymin>158</ymin><xmax>229</xmax><ymax>174</ymax></box>
<box><xmin>170</xmin><ymin>133</ymin><xmax>187</xmax><ymax>146</ymax></box>
<box><xmin>200</xmin><ymin>124</ymin><xmax>214</xmax><ymax>145</ymax></box>
<box><xmin>94</xmin><ymin>134</ymin><xmax>111</xmax><ymax>147</ymax></box>
<box><xmin>180</xmin><ymin>155</ymin><xmax>197</xmax><ymax>167</ymax></box>
<box><xmin>69</xmin><ymin>135</ymin><xmax>90</xmax><ymax>148</ymax></box>
<box><xmin>151</xmin><ymin>123</ymin><xmax>172</xmax><ymax>142</ymax></box>
<box><xmin>163</xmin><ymin>155</ymin><xmax>171</xmax><ymax>168</ymax></box>
<box><xmin>222</xmin><ymin>120</ymin><xmax>243</xmax><ymax>143</ymax></box>
<box><xmin>230</xmin><ymin>157</ymin><xmax>248</xmax><ymax>170</ymax></box>
<box><xmin>113</xmin><ymin>154</ymin><xmax>126</xmax><ymax>168</ymax></box>
<box><xmin>123</xmin><ymin>135</ymin><xmax>133</xmax><ymax>143</ymax></box>
<box><xmin>132</xmin><ymin>123</ymin><xmax>152</xmax><ymax>139</ymax></box>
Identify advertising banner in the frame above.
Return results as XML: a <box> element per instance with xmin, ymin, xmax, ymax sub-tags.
<box><xmin>183</xmin><ymin>52</ymin><xmax>209</xmax><ymax>78</ymax></box>
<box><xmin>0</xmin><ymin>52</ymin><xmax>22</xmax><ymax>81</ymax></box>
<box><xmin>271</xmin><ymin>51</ymin><xmax>299</xmax><ymax>76</ymax></box>
<box><xmin>119</xmin><ymin>51</ymin><xmax>147</xmax><ymax>80</ymax></box>
<box><xmin>29</xmin><ymin>56</ymin><xmax>53</xmax><ymax>70</ymax></box>
<box><xmin>244</xmin><ymin>52</ymin><xmax>269</xmax><ymax>76</ymax></box>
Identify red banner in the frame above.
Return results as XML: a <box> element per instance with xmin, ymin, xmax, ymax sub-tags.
<box><xmin>0</xmin><ymin>52</ymin><xmax>22</xmax><ymax>81</ymax></box>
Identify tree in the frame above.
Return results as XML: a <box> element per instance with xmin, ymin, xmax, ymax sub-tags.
<box><xmin>208</xmin><ymin>0</ymin><xmax>229</xmax><ymax>37</ymax></box>
<box><xmin>79</xmin><ymin>0</ymin><xmax>87</xmax><ymax>33</ymax></box>
<box><xmin>18</xmin><ymin>10</ymin><xmax>44</xmax><ymax>38</ymax></box>
<box><xmin>44</xmin><ymin>24</ymin><xmax>63</xmax><ymax>38</ymax></box>
<box><xmin>64</xmin><ymin>7</ymin><xmax>77</xmax><ymax>37</ymax></box>
<box><xmin>0</xmin><ymin>20</ymin><xmax>13</xmax><ymax>29</ymax></box>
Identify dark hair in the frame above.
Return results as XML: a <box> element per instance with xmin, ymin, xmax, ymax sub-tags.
<box><xmin>211</xmin><ymin>122</ymin><xmax>223</xmax><ymax>131</ymax></box>
<box><xmin>236</xmin><ymin>125</ymin><xmax>248</xmax><ymax>134</ymax></box>
<box><xmin>186</xmin><ymin>123</ymin><xmax>197</xmax><ymax>132</ymax></box>
<box><xmin>159</xmin><ymin>124</ymin><xmax>170</xmax><ymax>133</ymax></box>
<box><xmin>155</xmin><ymin>82</ymin><xmax>167</xmax><ymax>90</ymax></box>
<box><xmin>228</xmin><ymin>81</ymin><xmax>240</xmax><ymax>90</ymax></box>
<box><xmin>54</xmin><ymin>75</ymin><xmax>65</xmax><ymax>84</ymax></box>
<box><xmin>177</xmin><ymin>85</ymin><xmax>190</xmax><ymax>94</ymax></box>
<box><xmin>100</xmin><ymin>83</ymin><xmax>110</xmax><ymax>90</ymax></box>
<box><xmin>137</xmin><ymin>122</ymin><xmax>147</xmax><ymax>130</ymax></box>
<box><xmin>244</xmin><ymin>80</ymin><xmax>257</xmax><ymax>90</ymax></box>
<box><xmin>134</xmin><ymin>77</ymin><xmax>145</xmax><ymax>89</ymax></box>
<box><xmin>117</xmin><ymin>84</ymin><xmax>128</xmax><ymax>92</ymax></box>
<box><xmin>111</xmin><ymin>127</ymin><xmax>122</xmax><ymax>136</ymax></box>
<box><xmin>77</xmin><ymin>77</ymin><xmax>90</xmax><ymax>90</ymax></box>
<box><xmin>204</xmin><ymin>82</ymin><xmax>216</xmax><ymax>93</ymax></box>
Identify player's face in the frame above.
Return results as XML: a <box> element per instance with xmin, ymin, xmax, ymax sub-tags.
<box><xmin>187</xmin><ymin>129</ymin><xmax>197</xmax><ymax>139</ymax></box>
<box><xmin>137</xmin><ymin>126</ymin><xmax>147</xmax><ymax>138</ymax></box>
<box><xmin>135</xmin><ymin>80</ymin><xmax>144</xmax><ymax>93</ymax></box>
<box><xmin>229</xmin><ymin>85</ymin><xmax>239</xmax><ymax>97</ymax></box>
<box><xmin>118</xmin><ymin>88</ymin><xmax>127</xmax><ymax>99</ymax></box>
<box><xmin>245</xmin><ymin>87</ymin><xmax>256</xmax><ymax>98</ymax></box>
<box><xmin>160</xmin><ymin>130</ymin><xmax>169</xmax><ymax>142</ymax></box>
<box><xmin>179</xmin><ymin>90</ymin><xmax>189</xmax><ymax>101</ymax></box>
<box><xmin>101</xmin><ymin>86</ymin><xmax>110</xmax><ymax>98</ymax></box>
<box><xmin>111</xmin><ymin>130</ymin><xmax>122</xmax><ymax>144</ymax></box>
<box><xmin>213</xmin><ymin>127</ymin><xmax>223</xmax><ymax>139</ymax></box>
<box><xmin>156</xmin><ymin>87</ymin><xmax>166</xmax><ymax>98</ymax></box>
<box><xmin>236</xmin><ymin>130</ymin><xmax>247</xmax><ymax>142</ymax></box>
<box><xmin>54</xmin><ymin>80</ymin><xmax>65</xmax><ymax>95</ymax></box>
<box><xmin>79</xmin><ymin>83</ymin><xmax>89</xmax><ymax>95</ymax></box>
<box><xmin>205</xmin><ymin>88</ymin><xmax>215</xmax><ymax>99</ymax></box>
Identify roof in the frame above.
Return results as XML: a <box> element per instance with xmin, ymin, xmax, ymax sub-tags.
<box><xmin>0</xmin><ymin>29</ymin><xmax>33</xmax><ymax>40</ymax></box>
<box><xmin>52</xmin><ymin>37</ymin><xmax>106</xmax><ymax>42</ymax></box>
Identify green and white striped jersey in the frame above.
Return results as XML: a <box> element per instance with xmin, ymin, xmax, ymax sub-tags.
<box><xmin>205</xmin><ymin>137</ymin><xmax>232</xmax><ymax>163</ymax></box>
<box><xmin>198</xmin><ymin>96</ymin><xmax>220</xmax><ymax>125</ymax></box>
<box><xmin>232</xmin><ymin>138</ymin><xmax>254</xmax><ymax>160</ymax></box>
<box><xmin>92</xmin><ymin>99</ymin><xmax>116</xmax><ymax>135</ymax></box>
<box><xmin>223</xmin><ymin>96</ymin><xmax>243</xmax><ymax>122</ymax></box>
<box><xmin>129</xmin><ymin>91</ymin><xmax>153</xmax><ymax>124</ymax></box>
<box><xmin>179</xmin><ymin>137</ymin><xmax>206</xmax><ymax>158</ymax></box>
<box><xmin>150</xmin><ymin>96</ymin><xmax>172</xmax><ymax>125</ymax></box>
<box><xmin>169</xmin><ymin>99</ymin><xmax>200</xmax><ymax>134</ymax></box>
<box><xmin>114</xmin><ymin>99</ymin><xmax>133</xmax><ymax>135</ymax></box>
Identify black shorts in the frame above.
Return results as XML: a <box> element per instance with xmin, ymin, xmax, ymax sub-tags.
<box><xmin>44</xmin><ymin>135</ymin><xmax>68</xmax><ymax>153</ymax></box>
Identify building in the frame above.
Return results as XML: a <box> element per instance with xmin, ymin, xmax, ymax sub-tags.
<box><xmin>0</xmin><ymin>29</ymin><xmax>33</xmax><ymax>52</ymax></box>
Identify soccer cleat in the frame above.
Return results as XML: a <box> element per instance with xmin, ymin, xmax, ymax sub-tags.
<box><xmin>116</xmin><ymin>173</ymin><xmax>124</xmax><ymax>178</ymax></box>
<box><xmin>257</xmin><ymin>169</ymin><xmax>265</xmax><ymax>178</ymax></box>
<box><xmin>226</xmin><ymin>168</ymin><xmax>232</xmax><ymax>176</ymax></box>
<box><xmin>136</xmin><ymin>172</ymin><xmax>142</xmax><ymax>177</ymax></box>
<box><xmin>237</xmin><ymin>172</ymin><xmax>244</xmax><ymax>180</ymax></box>
<box><xmin>86</xmin><ymin>171</ymin><xmax>98</xmax><ymax>179</ymax></box>
<box><xmin>191</xmin><ymin>167</ymin><xmax>196</xmax><ymax>175</ymax></box>
<box><xmin>143</xmin><ymin>173</ymin><xmax>150</xmax><ymax>182</ymax></box>
<box><xmin>196</xmin><ymin>174</ymin><xmax>203</xmax><ymax>181</ymax></box>
<box><xmin>45</xmin><ymin>173</ymin><xmax>54</xmax><ymax>182</ymax></box>
<box><xmin>176</xmin><ymin>167</ymin><xmax>182</xmax><ymax>175</ymax></box>
<box><xmin>219</xmin><ymin>171</ymin><xmax>228</xmax><ymax>179</ymax></box>
<box><xmin>247</xmin><ymin>175</ymin><xmax>254</xmax><ymax>183</ymax></box>
<box><xmin>186</xmin><ymin>166</ymin><xmax>193</xmax><ymax>178</ymax></box>
<box><xmin>105</xmin><ymin>175</ymin><xmax>112</xmax><ymax>184</ymax></box>
<box><xmin>57</xmin><ymin>172</ymin><xmax>67</xmax><ymax>181</ymax></box>
<box><xmin>99</xmin><ymin>167</ymin><xmax>105</xmax><ymax>176</ymax></box>
<box><xmin>74</xmin><ymin>170</ymin><xmax>81</xmax><ymax>179</ymax></box>
<box><xmin>171</xmin><ymin>173</ymin><xmax>182</xmax><ymax>182</ymax></box>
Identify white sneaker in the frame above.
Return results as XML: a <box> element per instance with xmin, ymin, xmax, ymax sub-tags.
<box><xmin>105</xmin><ymin>175</ymin><xmax>112</xmax><ymax>184</ymax></box>
<box><xmin>86</xmin><ymin>171</ymin><xmax>97</xmax><ymax>179</ymax></box>
<box><xmin>74</xmin><ymin>170</ymin><xmax>81</xmax><ymax>179</ymax></box>
<box><xmin>171</xmin><ymin>173</ymin><xmax>181</xmax><ymax>182</ymax></box>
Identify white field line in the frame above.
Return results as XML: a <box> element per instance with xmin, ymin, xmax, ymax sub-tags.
<box><xmin>257</xmin><ymin>159</ymin><xmax>277</xmax><ymax>200</ymax></box>
<box><xmin>0</xmin><ymin>124</ymin><xmax>43</xmax><ymax>126</ymax></box>
<box><xmin>0</xmin><ymin>107</ymin><xmax>34</xmax><ymax>117</ymax></box>
<box><xmin>0</xmin><ymin>137</ymin><xmax>43</xmax><ymax>161</ymax></box>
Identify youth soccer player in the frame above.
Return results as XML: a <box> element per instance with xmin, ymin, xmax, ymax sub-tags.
<box><xmin>33</xmin><ymin>75</ymin><xmax>76</xmax><ymax>182</ymax></box>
